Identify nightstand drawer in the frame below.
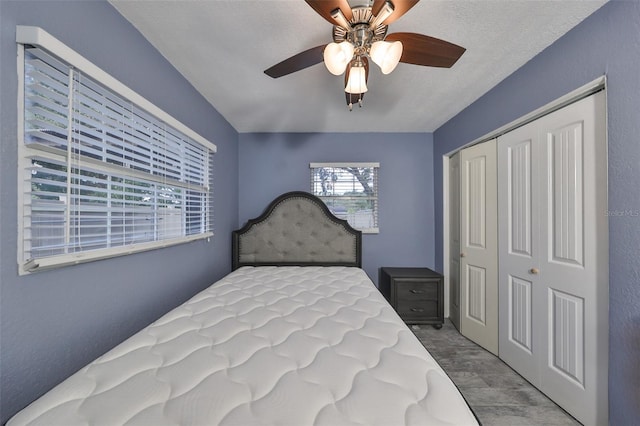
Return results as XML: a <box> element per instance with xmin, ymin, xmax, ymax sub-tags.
<box><xmin>396</xmin><ymin>281</ymin><xmax>439</xmax><ymax>302</ymax></box>
<box><xmin>396</xmin><ymin>299</ymin><xmax>439</xmax><ymax>319</ymax></box>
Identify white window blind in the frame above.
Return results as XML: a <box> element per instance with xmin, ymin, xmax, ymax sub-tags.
<box><xmin>18</xmin><ymin>31</ymin><xmax>215</xmax><ymax>273</ymax></box>
<box><xmin>310</xmin><ymin>162</ymin><xmax>379</xmax><ymax>233</ymax></box>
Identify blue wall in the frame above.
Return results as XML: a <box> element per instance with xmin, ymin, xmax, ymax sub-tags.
<box><xmin>0</xmin><ymin>1</ymin><xmax>238</xmax><ymax>422</ymax></box>
<box><xmin>433</xmin><ymin>1</ymin><xmax>640</xmax><ymax>422</ymax></box>
<box><xmin>238</xmin><ymin>133</ymin><xmax>435</xmax><ymax>283</ymax></box>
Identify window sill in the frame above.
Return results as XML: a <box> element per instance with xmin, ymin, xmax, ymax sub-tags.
<box><xmin>20</xmin><ymin>232</ymin><xmax>213</xmax><ymax>275</ymax></box>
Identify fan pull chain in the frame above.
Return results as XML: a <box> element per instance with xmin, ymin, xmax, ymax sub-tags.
<box><xmin>348</xmin><ymin>96</ymin><xmax>364</xmax><ymax>111</ymax></box>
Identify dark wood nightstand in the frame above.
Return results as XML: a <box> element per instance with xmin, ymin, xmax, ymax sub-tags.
<box><xmin>378</xmin><ymin>267</ymin><xmax>444</xmax><ymax>329</ymax></box>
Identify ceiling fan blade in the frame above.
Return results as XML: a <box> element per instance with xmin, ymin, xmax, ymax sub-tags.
<box><xmin>385</xmin><ymin>32</ymin><xmax>465</xmax><ymax>68</ymax></box>
<box><xmin>305</xmin><ymin>0</ymin><xmax>353</xmax><ymax>25</ymax></box>
<box><xmin>371</xmin><ymin>0</ymin><xmax>419</xmax><ymax>25</ymax></box>
<box><xmin>264</xmin><ymin>45</ymin><xmax>327</xmax><ymax>78</ymax></box>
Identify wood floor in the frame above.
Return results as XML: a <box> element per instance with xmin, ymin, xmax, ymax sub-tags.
<box><xmin>411</xmin><ymin>321</ymin><xmax>581</xmax><ymax>426</ymax></box>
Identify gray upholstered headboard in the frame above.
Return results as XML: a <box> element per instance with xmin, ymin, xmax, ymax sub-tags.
<box><xmin>232</xmin><ymin>191</ymin><xmax>362</xmax><ymax>269</ymax></box>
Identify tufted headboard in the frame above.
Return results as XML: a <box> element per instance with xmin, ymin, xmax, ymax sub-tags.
<box><xmin>232</xmin><ymin>191</ymin><xmax>362</xmax><ymax>270</ymax></box>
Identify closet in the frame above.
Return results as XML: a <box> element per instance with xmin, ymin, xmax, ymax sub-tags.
<box><xmin>449</xmin><ymin>90</ymin><xmax>608</xmax><ymax>426</ymax></box>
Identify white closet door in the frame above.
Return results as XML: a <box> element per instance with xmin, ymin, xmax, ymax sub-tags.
<box><xmin>497</xmin><ymin>121</ymin><xmax>540</xmax><ymax>381</ymax></box>
<box><xmin>537</xmin><ymin>91</ymin><xmax>608</xmax><ymax>425</ymax></box>
<box><xmin>460</xmin><ymin>139</ymin><xmax>498</xmax><ymax>355</ymax></box>
<box><xmin>498</xmin><ymin>92</ymin><xmax>608</xmax><ymax>425</ymax></box>
<box><xmin>449</xmin><ymin>152</ymin><xmax>461</xmax><ymax>330</ymax></box>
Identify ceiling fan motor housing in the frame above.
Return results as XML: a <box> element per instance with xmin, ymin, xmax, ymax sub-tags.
<box><xmin>332</xmin><ymin>6</ymin><xmax>387</xmax><ymax>56</ymax></box>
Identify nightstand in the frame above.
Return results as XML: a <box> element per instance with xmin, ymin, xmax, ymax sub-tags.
<box><xmin>378</xmin><ymin>267</ymin><xmax>444</xmax><ymax>328</ymax></box>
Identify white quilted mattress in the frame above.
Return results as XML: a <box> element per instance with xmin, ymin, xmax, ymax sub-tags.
<box><xmin>9</xmin><ymin>266</ymin><xmax>478</xmax><ymax>426</ymax></box>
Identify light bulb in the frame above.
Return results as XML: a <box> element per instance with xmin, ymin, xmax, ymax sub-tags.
<box><xmin>369</xmin><ymin>40</ymin><xmax>403</xmax><ymax>74</ymax></box>
<box><xmin>323</xmin><ymin>42</ymin><xmax>355</xmax><ymax>75</ymax></box>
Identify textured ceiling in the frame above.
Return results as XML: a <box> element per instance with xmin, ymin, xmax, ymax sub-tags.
<box><xmin>109</xmin><ymin>0</ymin><xmax>607</xmax><ymax>133</ymax></box>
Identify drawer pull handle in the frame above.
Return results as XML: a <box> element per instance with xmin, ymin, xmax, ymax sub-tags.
<box><xmin>410</xmin><ymin>289</ymin><xmax>424</xmax><ymax>294</ymax></box>
<box><xmin>410</xmin><ymin>308</ymin><xmax>424</xmax><ymax>313</ymax></box>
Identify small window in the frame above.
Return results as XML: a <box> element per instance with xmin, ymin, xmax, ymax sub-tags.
<box><xmin>17</xmin><ymin>27</ymin><xmax>216</xmax><ymax>273</ymax></box>
<box><xmin>310</xmin><ymin>162</ymin><xmax>379</xmax><ymax>233</ymax></box>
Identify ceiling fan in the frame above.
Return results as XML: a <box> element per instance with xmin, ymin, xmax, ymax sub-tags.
<box><xmin>264</xmin><ymin>0</ymin><xmax>466</xmax><ymax>110</ymax></box>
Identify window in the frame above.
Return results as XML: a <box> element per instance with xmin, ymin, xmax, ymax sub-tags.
<box><xmin>17</xmin><ymin>27</ymin><xmax>216</xmax><ymax>273</ymax></box>
<box><xmin>310</xmin><ymin>162</ymin><xmax>379</xmax><ymax>233</ymax></box>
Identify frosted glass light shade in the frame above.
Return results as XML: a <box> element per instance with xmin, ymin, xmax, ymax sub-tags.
<box><xmin>323</xmin><ymin>42</ymin><xmax>355</xmax><ymax>75</ymax></box>
<box><xmin>369</xmin><ymin>40</ymin><xmax>403</xmax><ymax>74</ymax></box>
<box><xmin>344</xmin><ymin>65</ymin><xmax>368</xmax><ymax>94</ymax></box>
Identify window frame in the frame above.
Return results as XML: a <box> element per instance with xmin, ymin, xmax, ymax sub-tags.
<box><xmin>309</xmin><ymin>162</ymin><xmax>380</xmax><ymax>234</ymax></box>
<box><xmin>16</xmin><ymin>26</ymin><xmax>216</xmax><ymax>274</ymax></box>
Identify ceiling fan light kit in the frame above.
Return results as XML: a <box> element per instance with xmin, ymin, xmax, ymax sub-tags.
<box><xmin>264</xmin><ymin>0</ymin><xmax>466</xmax><ymax>110</ymax></box>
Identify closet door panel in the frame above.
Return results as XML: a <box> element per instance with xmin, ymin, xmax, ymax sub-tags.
<box><xmin>548</xmin><ymin>123</ymin><xmax>584</xmax><ymax>266</ymax></box>
<box><xmin>509</xmin><ymin>140</ymin><xmax>532</xmax><ymax>257</ymax></box>
<box><xmin>498</xmin><ymin>124</ymin><xmax>540</xmax><ymax>382</ymax></box>
<box><xmin>467</xmin><ymin>155</ymin><xmax>487</xmax><ymax>249</ymax></box>
<box><xmin>509</xmin><ymin>275</ymin><xmax>532</xmax><ymax>353</ymax></box>
<box><xmin>549</xmin><ymin>289</ymin><xmax>584</xmax><ymax>385</ymax></box>
<box><xmin>466</xmin><ymin>264</ymin><xmax>486</xmax><ymax>324</ymax></box>
<box><xmin>460</xmin><ymin>139</ymin><xmax>498</xmax><ymax>355</ymax></box>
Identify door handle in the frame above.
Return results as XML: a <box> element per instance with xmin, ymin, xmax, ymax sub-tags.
<box><xmin>460</xmin><ymin>252</ymin><xmax>466</xmax><ymax>258</ymax></box>
<box><xmin>410</xmin><ymin>289</ymin><xmax>424</xmax><ymax>294</ymax></box>
<box><xmin>529</xmin><ymin>267</ymin><xmax>540</xmax><ymax>275</ymax></box>
<box><xmin>410</xmin><ymin>308</ymin><xmax>425</xmax><ymax>313</ymax></box>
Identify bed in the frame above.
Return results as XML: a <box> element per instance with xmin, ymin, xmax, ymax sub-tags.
<box><xmin>8</xmin><ymin>191</ymin><xmax>478</xmax><ymax>425</ymax></box>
